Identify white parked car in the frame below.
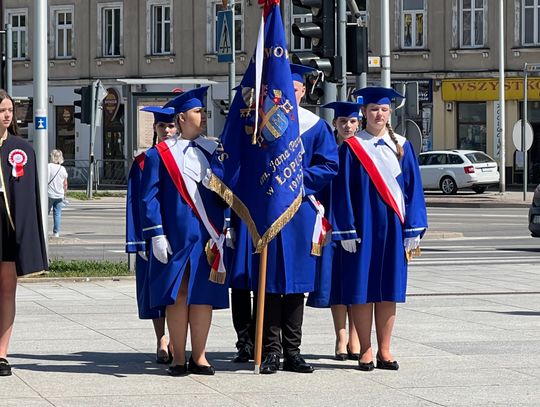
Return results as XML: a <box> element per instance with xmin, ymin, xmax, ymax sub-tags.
<box><xmin>418</xmin><ymin>150</ymin><xmax>500</xmax><ymax>194</ymax></box>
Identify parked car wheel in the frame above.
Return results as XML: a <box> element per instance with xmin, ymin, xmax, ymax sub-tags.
<box><xmin>472</xmin><ymin>186</ymin><xmax>487</xmax><ymax>194</ymax></box>
<box><xmin>440</xmin><ymin>176</ymin><xmax>458</xmax><ymax>194</ymax></box>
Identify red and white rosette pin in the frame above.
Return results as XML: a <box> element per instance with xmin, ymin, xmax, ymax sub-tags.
<box><xmin>8</xmin><ymin>149</ymin><xmax>28</xmax><ymax>178</ymax></box>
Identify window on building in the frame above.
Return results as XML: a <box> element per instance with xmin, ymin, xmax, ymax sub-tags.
<box><xmin>460</xmin><ymin>0</ymin><xmax>485</xmax><ymax>48</ymax></box>
<box><xmin>401</xmin><ymin>0</ymin><xmax>426</xmax><ymax>49</ymax></box>
<box><xmin>56</xmin><ymin>106</ymin><xmax>75</xmax><ymax>160</ymax></box>
<box><xmin>99</xmin><ymin>3</ymin><xmax>123</xmax><ymax>57</ymax></box>
<box><xmin>457</xmin><ymin>102</ymin><xmax>486</xmax><ymax>151</ymax></box>
<box><xmin>149</xmin><ymin>1</ymin><xmax>172</xmax><ymax>55</ymax></box>
<box><xmin>523</xmin><ymin>0</ymin><xmax>540</xmax><ymax>45</ymax></box>
<box><xmin>207</xmin><ymin>0</ymin><xmax>244</xmax><ymax>54</ymax></box>
<box><xmin>5</xmin><ymin>9</ymin><xmax>28</xmax><ymax>60</ymax></box>
<box><xmin>52</xmin><ymin>7</ymin><xmax>74</xmax><ymax>59</ymax></box>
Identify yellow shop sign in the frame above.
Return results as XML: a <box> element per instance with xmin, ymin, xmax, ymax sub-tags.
<box><xmin>442</xmin><ymin>78</ymin><xmax>540</xmax><ymax>101</ymax></box>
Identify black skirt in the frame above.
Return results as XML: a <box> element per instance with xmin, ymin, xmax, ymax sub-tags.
<box><xmin>0</xmin><ymin>193</ymin><xmax>16</xmax><ymax>262</ymax></box>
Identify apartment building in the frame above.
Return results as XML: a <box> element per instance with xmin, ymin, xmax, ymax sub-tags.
<box><xmin>3</xmin><ymin>1</ymin><xmax>540</xmax><ymax>185</ymax></box>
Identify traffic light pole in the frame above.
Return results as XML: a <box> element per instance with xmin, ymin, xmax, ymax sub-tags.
<box><xmin>228</xmin><ymin>0</ymin><xmax>236</xmax><ymax>107</ymax></box>
<box><xmin>87</xmin><ymin>81</ymin><xmax>97</xmax><ymax>199</ymax></box>
<box><xmin>380</xmin><ymin>0</ymin><xmax>391</xmax><ymax>87</ymax></box>
<box><xmin>337</xmin><ymin>0</ymin><xmax>347</xmax><ymax>101</ymax></box>
<box><xmin>5</xmin><ymin>24</ymin><xmax>12</xmax><ymax>94</ymax></box>
<box><xmin>33</xmin><ymin>0</ymin><xmax>49</xmax><ymax>245</ymax></box>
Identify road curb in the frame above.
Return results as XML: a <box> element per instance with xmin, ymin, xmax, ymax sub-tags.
<box><xmin>19</xmin><ymin>275</ymin><xmax>135</xmax><ymax>283</ymax></box>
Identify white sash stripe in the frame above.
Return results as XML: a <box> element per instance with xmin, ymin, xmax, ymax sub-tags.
<box><xmin>165</xmin><ymin>138</ymin><xmax>226</xmax><ymax>276</ymax></box>
<box><xmin>143</xmin><ymin>225</ymin><xmax>162</xmax><ymax>232</ymax></box>
<box><xmin>356</xmin><ymin>131</ymin><xmax>406</xmax><ymax>221</ymax></box>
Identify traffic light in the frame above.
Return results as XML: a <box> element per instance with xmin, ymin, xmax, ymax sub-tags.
<box><xmin>346</xmin><ymin>26</ymin><xmax>368</xmax><ymax>75</ymax></box>
<box><xmin>291</xmin><ymin>0</ymin><xmax>341</xmax><ymax>82</ymax></box>
<box><xmin>73</xmin><ymin>86</ymin><xmax>93</xmax><ymax>124</ymax></box>
<box><xmin>305</xmin><ymin>73</ymin><xmax>324</xmax><ymax>105</ymax></box>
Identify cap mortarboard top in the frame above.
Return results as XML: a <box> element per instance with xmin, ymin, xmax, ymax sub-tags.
<box><xmin>140</xmin><ymin>106</ymin><xmax>176</xmax><ymax>124</ymax></box>
<box><xmin>163</xmin><ymin>86</ymin><xmax>209</xmax><ymax>114</ymax></box>
<box><xmin>290</xmin><ymin>64</ymin><xmax>317</xmax><ymax>83</ymax></box>
<box><xmin>322</xmin><ymin>100</ymin><xmax>364</xmax><ymax>120</ymax></box>
<box><xmin>352</xmin><ymin>86</ymin><xmax>404</xmax><ymax>106</ymax></box>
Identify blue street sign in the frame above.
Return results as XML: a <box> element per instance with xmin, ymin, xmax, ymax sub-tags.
<box><xmin>35</xmin><ymin>116</ymin><xmax>47</xmax><ymax>130</ymax></box>
<box><xmin>217</xmin><ymin>9</ymin><xmax>233</xmax><ymax>63</ymax></box>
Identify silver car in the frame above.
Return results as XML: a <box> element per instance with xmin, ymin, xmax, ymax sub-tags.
<box><xmin>418</xmin><ymin>150</ymin><xmax>500</xmax><ymax>195</ymax></box>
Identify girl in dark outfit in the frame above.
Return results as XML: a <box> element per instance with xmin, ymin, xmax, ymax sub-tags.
<box><xmin>0</xmin><ymin>90</ymin><xmax>48</xmax><ymax>376</ymax></box>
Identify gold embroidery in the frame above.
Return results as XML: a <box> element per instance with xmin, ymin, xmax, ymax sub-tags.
<box><xmin>208</xmin><ymin>173</ymin><xmax>302</xmax><ymax>253</ymax></box>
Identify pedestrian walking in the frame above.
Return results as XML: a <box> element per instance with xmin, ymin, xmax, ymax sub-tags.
<box><xmin>125</xmin><ymin>105</ymin><xmax>176</xmax><ymax>364</ymax></box>
<box><xmin>331</xmin><ymin>86</ymin><xmax>428</xmax><ymax>371</ymax></box>
<box><xmin>47</xmin><ymin>149</ymin><xmax>69</xmax><ymax>237</ymax></box>
<box><xmin>0</xmin><ymin>89</ymin><xmax>48</xmax><ymax>377</ymax></box>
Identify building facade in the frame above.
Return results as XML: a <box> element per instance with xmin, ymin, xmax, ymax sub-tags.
<box><xmin>2</xmin><ymin>0</ymin><xmax>540</xmax><ymax>186</ymax></box>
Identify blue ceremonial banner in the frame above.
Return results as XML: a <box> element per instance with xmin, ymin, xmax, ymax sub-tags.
<box><xmin>208</xmin><ymin>0</ymin><xmax>303</xmax><ymax>253</ymax></box>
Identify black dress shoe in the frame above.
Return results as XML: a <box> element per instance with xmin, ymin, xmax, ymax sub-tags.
<box><xmin>0</xmin><ymin>358</ymin><xmax>11</xmax><ymax>376</ymax></box>
<box><xmin>376</xmin><ymin>352</ymin><xmax>399</xmax><ymax>370</ymax></box>
<box><xmin>357</xmin><ymin>361</ymin><xmax>375</xmax><ymax>371</ymax></box>
<box><xmin>260</xmin><ymin>353</ymin><xmax>280</xmax><ymax>374</ymax></box>
<box><xmin>188</xmin><ymin>356</ymin><xmax>215</xmax><ymax>375</ymax></box>
<box><xmin>283</xmin><ymin>354</ymin><xmax>314</xmax><ymax>373</ymax></box>
<box><xmin>232</xmin><ymin>345</ymin><xmax>253</xmax><ymax>363</ymax></box>
<box><xmin>347</xmin><ymin>345</ymin><xmax>360</xmax><ymax>361</ymax></box>
<box><xmin>156</xmin><ymin>345</ymin><xmax>172</xmax><ymax>364</ymax></box>
<box><xmin>167</xmin><ymin>363</ymin><xmax>188</xmax><ymax>376</ymax></box>
<box><xmin>335</xmin><ymin>352</ymin><xmax>348</xmax><ymax>361</ymax></box>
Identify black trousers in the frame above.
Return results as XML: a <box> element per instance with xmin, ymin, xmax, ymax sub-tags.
<box><xmin>231</xmin><ymin>288</ymin><xmax>256</xmax><ymax>350</ymax></box>
<box><xmin>263</xmin><ymin>293</ymin><xmax>305</xmax><ymax>358</ymax></box>
<box><xmin>231</xmin><ymin>290</ymin><xmax>305</xmax><ymax>358</ymax></box>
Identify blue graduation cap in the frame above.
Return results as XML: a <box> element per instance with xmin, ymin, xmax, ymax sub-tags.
<box><xmin>321</xmin><ymin>100</ymin><xmax>364</xmax><ymax>120</ymax></box>
<box><xmin>352</xmin><ymin>86</ymin><xmax>404</xmax><ymax>105</ymax></box>
<box><xmin>140</xmin><ymin>106</ymin><xmax>176</xmax><ymax>124</ymax></box>
<box><xmin>163</xmin><ymin>86</ymin><xmax>209</xmax><ymax>114</ymax></box>
<box><xmin>290</xmin><ymin>63</ymin><xmax>316</xmax><ymax>83</ymax></box>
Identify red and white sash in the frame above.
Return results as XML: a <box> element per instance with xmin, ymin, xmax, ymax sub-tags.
<box><xmin>156</xmin><ymin>138</ymin><xmax>226</xmax><ymax>284</ymax></box>
<box><xmin>345</xmin><ymin>136</ymin><xmax>405</xmax><ymax>224</ymax></box>
<box><xmin>308</xmin><ymin>195</ymin><xmax>331</xmax><ymax>256</ymax></box>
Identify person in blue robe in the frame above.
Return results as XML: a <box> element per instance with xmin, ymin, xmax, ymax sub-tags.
<box><xmin>306</xmin><ymin>101</ymin><xmax>364</xmax><ymax>361</ymax></box>
<box><xmin>228</xmin><ymin>64</ymin><xmax>339</xmax><ymax>374</ymax></box>
<box><xmin>125</xmin><ymin>105</ymin><xmax>176</xmax><ymax>364</ymax></box>
<box><xmin>330</xmin><ymin>87</ymin><xmax>428</xmax><ymax>371</ymax></box>
<box><xmin>140</xmin><ymin>87</ymin><xmax>229</xmax><ymax>376</ymax></box>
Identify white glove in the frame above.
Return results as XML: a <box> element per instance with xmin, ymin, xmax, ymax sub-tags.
<box><xmin>404</xmin><ymin>236</ymin><xmax>421</xmax><ymax>252</ymax></box>
<box><xmin>341</xmin><ymin>238</ymin><xmax>361</xmax><ymax>253</ymax></box>
<box><xmin>137</xmin><ymin>251</ymin><xmax>148</xmax><ymax>261</ymax></box>
<box><xmin>202</xmin><ymin>168</ymin><xmax>213</xmax><ymax>189</ymax></box>
<box><xmin>225</xmin><ymin>228</ymin><xmax>235</xmax><ymax>249</ymax></box>
<box><xmin>152</xmin><ymin>235</ymin><xmax>172</xmax><ymax>264</ymax></box>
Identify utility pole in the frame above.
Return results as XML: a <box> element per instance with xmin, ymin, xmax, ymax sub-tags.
<box><xmin>498</xmin><ymin>0</ymin><xmax>506</xmax><ymax>193</ymax></box>
<box><xmin>380</xmin><ymin>0</ymin><xmax>391</xmax><ymax>87</ymax></box>
<box><xmin>33</xmin><ymin>0</ymin><xmax>49</xmax><ymax>242</ymax></box>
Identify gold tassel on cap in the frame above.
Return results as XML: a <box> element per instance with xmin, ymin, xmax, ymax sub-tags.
<box><xmin>209</xmin><ymin>269</ymin><xmax>226</xmax><ymax>284</ymax></box>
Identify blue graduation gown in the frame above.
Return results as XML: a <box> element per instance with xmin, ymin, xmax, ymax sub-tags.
<box><xmin>228</xmin><ymin>108</ymin><xmax>338</xmax><ymax>294</ymax></box>
<box><xmin>126</xmin><ymin>153</ymin><xmax>165</xmax><ymax>319</ymax></box>
<box><xmin>331</xmin><ymin>131</ymin><xmax>427</xmax><ymax>304</ymax></box>
<box><xmin>140</xmin><ymin>139</ymin><xmax>229</xmax><ymax>309</ymax></box>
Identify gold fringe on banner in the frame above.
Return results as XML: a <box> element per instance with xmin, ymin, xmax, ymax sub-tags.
<box><xmin>208</xmin><ymin>173</ymin><xmax>302</xmax><ymax>253</ymax></box>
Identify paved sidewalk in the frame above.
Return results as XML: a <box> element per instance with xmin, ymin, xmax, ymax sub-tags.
<box><xmin>2</xmin><ymin>263</ymin><xmax>540</xmax><ymax>406</ymax></box>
